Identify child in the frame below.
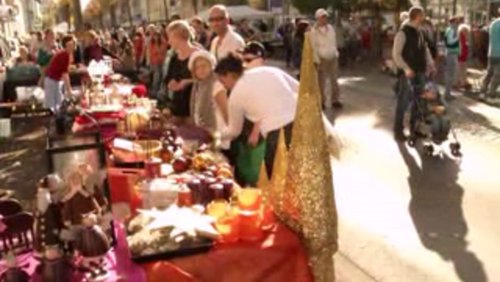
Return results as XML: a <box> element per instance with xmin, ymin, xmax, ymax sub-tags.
<box><xmin>420</xmin><ymin>83</ymin><xmax>451</xmax><ymax>144</ymax></box>
<box><xmin>188</xmin><ymin>50</ymin><xmax>230</xmax><ymax>149</ymax></box>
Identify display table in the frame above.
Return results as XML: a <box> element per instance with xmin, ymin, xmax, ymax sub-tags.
<box><xmin>106</xmin><ymin>167</ymin><xmax>313</xmax><ymax>282</ymax></box>
<box><xmin>144</xmin><ymin>224</ymin><xmax>313</xmax><ymax>282</ymax></box>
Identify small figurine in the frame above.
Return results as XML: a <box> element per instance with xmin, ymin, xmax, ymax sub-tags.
<box><xmin>0</xmin><ymin>252</ymin><xmax>30</xmax><ymax>282</ymax></box>
<box><xmin>35</xmin><ymin>245</ymin><xmax>74</xmax><ymax>282</ymax></box>
<box><xmin>61</xmin><ymin>169</ymin><xmax>102</xmax><ymax>227</ymax></box>
<box><xmin>33</xmin><ymin>186</ymin><xmax>64</xmax><ymax>258</ymax></box>
<box><xmin>74</xmin><ymin>213</ymin><xmax>110</xmax><ymax>280</ymax></box>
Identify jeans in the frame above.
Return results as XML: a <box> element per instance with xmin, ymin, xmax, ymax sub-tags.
<box><xmin>150</xmin><ymin>64</ymin><xmax>163</xmax><ymax>99</ymax></box>
<box><xmin>44</xmin><ymin>77</ymin><xmax>63</xmax><ymax>112</ymax></box>
<box><xmin>444</xmin><ymin>53</ymin><xmax>459</xmax><ymax>97</ymax></box>
<box><xmin>481</xmin><ymin>57</ymin><xmax>500</xmax><ymax>97</ymax></box>
<box><xmin>394</xmin><ymin>73</ymin><xmax>426</xmax><ymax>135</ymax></box>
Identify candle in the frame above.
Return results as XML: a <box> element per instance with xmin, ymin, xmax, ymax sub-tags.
<box><xmin>209</xmin><ymin>184</ymin><xmax>225</xmax><ymax>201</ymax></box>
<box><xmin>145</xmin><ymin>158</ymin><xmax>162</xmax><ymax>179</ymax></box>
<box><xmin>220</xmin><ymin>179</ymin><xmax>234</xmax><ymax>201</ymax></box>
<box><xmin>238</xmin><ymin>188</ymin><xmax>262</xmax><ymax>211</ymax></box>
<box><xmin>202</xmin><ymin>177</ymin><xmax>217</xmax><ymax>205</ymax></box>
<box><xmin>177</xmin><ymin>186</ymin><xmax>193</xmax><ymax>207</ymax></box>
<box><xmin>207</xmin><ymin>200</ymin><xmax>229</xmax><ymax>221</ymax></box>
<box><xmin>215</xmin><ymin>215</ymin><xmax>240</xmax><ymax>244</ymax></box>
<box><xmin>187</xmin><ymin>179</ymin><xmax>203</xmax><ymax>205</ymax></box>
<box><xmin>261</xmin><ymin>205</ymin><xmax>276</xmax><ymax>231</ymax></box>
<box><xmin>239</xmin><ymin>210</ymin><xmax>263</xmax><ymax>242</ymax></box>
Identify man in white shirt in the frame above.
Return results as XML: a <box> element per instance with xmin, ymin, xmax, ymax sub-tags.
<box><xmin>209</xmin><ymin>5</ymin><xmax>245</xmax><ymax>61</ymax></box>
<box><xmin>214</xmin><ymin>54</ymin><xmax>296</xmax><ymax>177</ymax></box>
<box><xmin>310</xmin><ymin>8</ymin><xmax>342</xmax><ymax>109</ymax></box>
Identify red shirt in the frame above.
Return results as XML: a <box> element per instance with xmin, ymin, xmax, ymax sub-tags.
<box><xmin>459</xmin><ymin>31</ymin><xmax>469</xmax><ymax>63</ymax></box>
<box><xmin>45</xmin><ymin>50</ymin><xmax>71</xmax><ymax>81</ymax></box>
<box><xmin>133</xmin><ymin>37</ymin><xmax>144</xmax><ymax>64</ymax></box>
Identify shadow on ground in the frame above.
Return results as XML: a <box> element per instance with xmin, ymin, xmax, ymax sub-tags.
<box><xmin>0</xmin><ymin>117</ymin><xmax>49</xmax><ymax>201</ymax></box>
<box><xmin>398</xmin><ymin>144</ymin><xmax>488</xmax><ymax>282</ymax></box>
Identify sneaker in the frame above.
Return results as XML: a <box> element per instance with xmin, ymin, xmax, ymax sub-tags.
<box><xmin>332</xmin><ymin>101</ymin><xmax>344</xmax><ymax>109</ymax></box>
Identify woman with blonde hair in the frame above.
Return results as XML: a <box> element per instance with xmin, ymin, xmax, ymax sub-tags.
<box><xmin>164</xmin><ymin>20</ymin><xmax>199</xmax><ymax>124</ymax></box>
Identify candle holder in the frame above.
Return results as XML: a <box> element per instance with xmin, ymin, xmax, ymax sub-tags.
<box><xmin>238</xmin><ymin>188</ymin><xmax>262</xmax><ymax>212</ymax></box>
<box><xmin>239</xmin><ymin>210</ymin><xmax>264</xmax><ymax>242</ymax></box>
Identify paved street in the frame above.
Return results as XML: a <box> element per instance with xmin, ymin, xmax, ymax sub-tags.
<box><xmin>1</xmin><ymin>62</ymin><xmax>500</xmax><ymax>281</ymax></box>
<box><xmin>330</xmin><ymin>67</ymin><xmax>500</xmax><ymax>282</ymax></box>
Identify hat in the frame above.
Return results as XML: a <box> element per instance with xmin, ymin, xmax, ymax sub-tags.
<box><xmin>188</xmin><ymin>50</ymin><xmax>217</xmax><ymax>71</ymax></box>
<box><xmin>315</xmin><ymin>9</ymin><xmax>329</xmax><ymax>19</ymax></box>
<box><xmin>240</xmin><ymin>41</ymin><xmax>266</xmax><ymax>58</ymax></box>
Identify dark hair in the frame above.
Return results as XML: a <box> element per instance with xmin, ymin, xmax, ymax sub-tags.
<box><xmin>295</xmin><ymin>20</ymin><xmax>310</xmax><ymax>40</ymax></box>
<box><xmin>62</xmin><ymin>35</ymin><xmax>75</xmax><ymax>48</ymax></box>
<box><xmin>214</xmin><ymin>53</ymin><xmax>244</xmax><ymax>76</ymax></box>
<box><xmin>409</xmin><ymin>6</ymin><xmax>424</xmax><ymax>21</ymax></box>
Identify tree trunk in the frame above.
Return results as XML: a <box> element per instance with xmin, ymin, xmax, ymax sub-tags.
<box><xmin>126</xmin><ymin>0</ymin><xmax>133</xmax><ymax>26</ymax></box>
<box><xmin>193</xmin><ymin>0</ymin><xmax>198</xmax><ymax>15</ymax></box>
<box><xmin>110</xmin><ymin>3</ymin><xmax>117</xmax><ymax>28</ymax></box>
<box><xmin>72</xmin><ymin>0</ymin><xmax>84</xmax><ymax>31</ymax></box>
<box><xmin>452</xmin><ymin>0</ymin><xmax>457</xmax><ymax>15</ymax></box>
<box><xmin>163</xmin><ymin>0</ymin><xmax>169</xmax><ymax>20</ymax></box>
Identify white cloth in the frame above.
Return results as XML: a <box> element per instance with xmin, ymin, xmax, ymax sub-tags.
<box><xmin>224</xmin><ymin>66</ymin><xmax>299</xmax><ymax>139</ymax></box>
<box><xmin>213</xmin><ymin>81</ymin><xmax>231</xmax><ymax>149</ymax></box>
<box><xmin>310</xmin><ymin>24</ymin><xmax>339</xmax><ymax>63</ymax></box>
<box><xmin>210</xmin><ymin>28</ymin><xmax>245</xmax><ymax>61</ymax></box>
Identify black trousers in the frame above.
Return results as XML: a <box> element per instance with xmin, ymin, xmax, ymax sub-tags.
<box><xmin>230</xmin><ymin>119</ymin><xmax>293</xmax><ymax>185</ymax></box>
<box><xmin>264</xmin><ymin>122</ymin><xmax>293</xmax><ymax>178</ymax></box>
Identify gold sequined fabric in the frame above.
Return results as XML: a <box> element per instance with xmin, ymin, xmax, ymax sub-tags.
<box><xmin>257</xmin><ymin>161</ymin><xmax>270</xmax><ymax>198</ymax></box>
<box><xmin>284</xmin><ymin>32</ymin><xmax>339</xmax><ymax>282</ymax></box>
<box><xmin>269</xmin><ymin>129</ymin><xmax>289</xmax><ymax>218</ymax></box>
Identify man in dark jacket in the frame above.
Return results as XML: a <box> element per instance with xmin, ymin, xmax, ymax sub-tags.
<box><xmin>392</xmin><ymin>6</ymin><xmax>436</xmax><ymax>141</ymax></box>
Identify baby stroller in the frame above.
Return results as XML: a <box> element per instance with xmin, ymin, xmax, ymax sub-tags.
<box><xmin>407</xmin><ymin>82</ymin><xmax>462</xmax><ymax>157</ymax></box>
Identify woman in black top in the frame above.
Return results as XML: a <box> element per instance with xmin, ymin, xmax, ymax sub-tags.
<box><xmin>165</xmin><ymin>20</ymin><xmax>199</xmax><ymax>123</ymax></box>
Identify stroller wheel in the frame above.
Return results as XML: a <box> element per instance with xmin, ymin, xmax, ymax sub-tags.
<box><xmin>408</xmin><ymin>139</ymin><xmax>416</xmax><ymax>147</ymax></box>
<box><xmin>451</xmin><ymin>148</ymin><xmax>462</xmax><ymax>157</ymax></box>
<box><xmin>424</xmin><ymin>145</ymin><xmax>434</xmax><ymax>156</ymax></box>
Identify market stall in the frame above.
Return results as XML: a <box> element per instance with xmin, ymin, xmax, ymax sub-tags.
<box><xmin>0</xmin><ymin>36</ymin><xmax>338</xmax><ymax>282</ymax></box>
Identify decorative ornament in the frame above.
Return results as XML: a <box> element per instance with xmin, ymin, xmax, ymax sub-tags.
<box><xmin>284</xmin><ymin>32</ymin><xmax>338</xmax><ymax>282</ymax></box>
<box><xmin>256</xmin><ymin>161</ymin><xmax>269</xmax><ymax>197</ymax></box>
<box><xmin>269</xmin><ymin>129</ymin><xmax>289</xmax><ymax>220</ymax></box>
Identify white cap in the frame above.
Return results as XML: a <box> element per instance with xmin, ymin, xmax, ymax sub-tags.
<box><xmin>315</xmin><ymin>8</ymin><xmax>329</xmax><ymax>19</ymax></box>
<box><xmin>188</xmin><ymin>49</ymin><xmax>217</xmax><ymax>71</ymax></box>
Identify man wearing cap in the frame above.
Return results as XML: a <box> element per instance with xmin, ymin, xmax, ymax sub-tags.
<box><xmin>392</xmin><ymin>6</ymin><xmax>436</xmax><ymax>141</ymax></box>
<box><xmin>481</xmin><ymin>9</ymin><xmax>500</xmax><ymax>99</ymax></box>
<box><xmin>209</xmin><ymin>5</ymin><xmax>245</xmax><ymax>61</ymax></box>
<box><xmin>310</xmin><ymin>8</ymin><xmax>342</xmax><ymax>109</ymax></box>
<box><xmin>444</xmin><ymin>16</ymin><xmax>460</xmax><ymax>100</ymax></box>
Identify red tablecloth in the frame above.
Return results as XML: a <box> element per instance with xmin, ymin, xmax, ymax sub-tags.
<box><xmin>144</xmin><ymin>224</ymin><xmax>313</xmax><ymax>282</ymax></box>
<box><xmin>108</xmin><ymin>168</ymin><xmax>313</xmax><ymax>282</ymax></box>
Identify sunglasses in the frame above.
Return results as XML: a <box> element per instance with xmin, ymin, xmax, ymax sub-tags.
<box><xmin>209</xmin><ymin>16</ymin><xmax>226</xmax><ymax>23</ymax></box>
<box><xmin>243</xmin><ymin>56</ymin><xmax>259</xmax><ymax>63</ymax></box>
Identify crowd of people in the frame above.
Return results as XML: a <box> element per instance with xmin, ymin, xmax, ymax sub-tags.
<box><xmin>6</xmin><ymin>2</ymin><xmax>500</xmax><ymax>182</ymax></box>
<box><xmin>391</xmin><ymin>5</ymin><xmax>500</xmax><ymax>142</ymax></box>
<box><xmin>1</xmin><ymin>4</ymin><xmax>340</xmax><ymax>186</ymax></box>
